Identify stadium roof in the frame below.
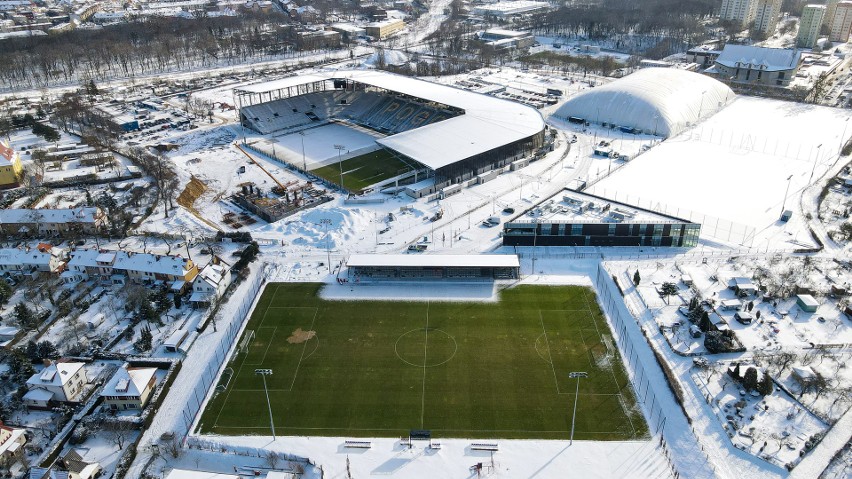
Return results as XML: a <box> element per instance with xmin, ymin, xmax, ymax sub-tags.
<box><xmin>234</xmin><ymin>70</ymin><xmax>545</xmax><ymax>170</ymax></box>
<box><xmin>715</xmin><ymin>45</ymin><xmax>801</xmax><ymax>72</ymax></box>
<box><xmin>554</xmin><ymin>68</ymin><xmax>734</xmax><ymax>138</ymax></box>
<box><xmin>348</xmin><ymin>254</ymin><xmax>520</xmax><ymax>268</ymax></box>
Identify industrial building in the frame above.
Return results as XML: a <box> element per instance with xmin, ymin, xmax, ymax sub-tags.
<box><xmin>711</xmin><ymin>45</ymin><xmax>801</xmax><ymax>86</ymax></box>
<box><xmin>364</xmin><ymin>18</ymin><xmax>404</xmax><ymax>40</ymax></box>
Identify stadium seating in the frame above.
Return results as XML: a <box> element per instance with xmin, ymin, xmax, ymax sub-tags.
<box><xmin>242</xmin><ymin>89</ymin><xmax>461</xmax><ymax>136</ymax></box>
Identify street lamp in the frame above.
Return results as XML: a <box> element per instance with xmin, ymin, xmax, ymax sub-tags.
<box><xmin>334</xmin><ymin>144</ymin><xmax>346</xmax><ymax>190</ymax></box>
<box><xmin>808</xmin><ymin>143</ymin><xmax>822</xmax><ymax>185</ymax></box>
<box><xmin>254</xmin><ymin>369</ymin><xmax>275</xmax><ymax>440</ymax></box>
<box><xmin>697</xmin><ymin>90</ymin><xmax>707</xmax><ymax>119</ymax></box>
<box><xmin>319</xmin><ymin>218</ymin><xmax>332</xmax><ymax>272</ymax></box>
<box><xmin>780</xmin><ymin>174</ymin><xmax>794</xmax><ymax>217</ymax></box>
<box><xmin>568</xmin><ymin>371</ymin><xmax>588</xmax><ymax>445</ymax></box>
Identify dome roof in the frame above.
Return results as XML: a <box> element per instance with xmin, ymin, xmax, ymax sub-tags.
<box><xmin>554</xmin><ymin>68</ymin><xmax>734</xmax><ymax>137</ymax></box>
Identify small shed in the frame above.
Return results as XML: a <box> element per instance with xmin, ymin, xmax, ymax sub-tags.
<box><xmin>734</xmin><ymin>311</ymin><xmax>753</xmax><ymax>324</ymax></box>
<box><xmin>796</xmin><ymin>294</ymin><xmax>819</xmax><ymax>313</ymax></box>
<box><xmin>720</xmin><ymin>299</ymin><xmax>741</xmax><ymax>311</ymax></box>
<box><xmin>164</xmin><ymin>329</ymin><xmax>188</xmax><ymax>353</ymax></box>
<box><xmin>730</xmin><ymin>277</ymin><xmax>757</xmax><ymax>296</ymax></box>
<box><xmin>681</xmin><ymin>274</ymin><xmax>693</xmax><ymax>286</ymax></box>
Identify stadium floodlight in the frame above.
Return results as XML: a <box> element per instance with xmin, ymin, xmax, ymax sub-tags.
<box><xmin>319</xmin><ymin>218</ymin><xmax>332</xmax><ymax>272</ymax></box>
<box><xmin>299</xmin><ymin>131</ymin><xmax>307</xmax><ymax>172</ymax></box>
<box><xmin>334</xmin><ymin>144</ymin><xmax>346</xmax><ymax>190</ymax></box>
<box><xmin>808</xmin><ymin>143</ymin><xmax>822</xmax><ymax>186</ymax></box>
<box><xmin>254</xmin><ymin>369</ymin><xmax>276</xmax><ymax>440</ymax></box>
<box><xmin>780</xmin><ymin>174</ymin><xmax>794</xmax><ymax>217</ymax></box>
<box><xmin>568</xmin><ymin>371</ymin><xmax>589</xmax><ymax>445</ymax></box>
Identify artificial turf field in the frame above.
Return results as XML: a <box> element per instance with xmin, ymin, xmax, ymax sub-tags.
<box><xmin>310</xmin><ymin>149</ymin><xmax>412</xmax><ymax>192</ymax></box>
<box><xmin>199</xmin><ymin>283</ymin><xmax>648</xmax><ymax>440</ymax></box>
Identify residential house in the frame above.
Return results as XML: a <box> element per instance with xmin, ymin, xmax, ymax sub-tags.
<box><xmin>189</xmin><ymin>260</ymin><xmax>232</xmax><ymax>308</ymax></box>
<box><xmin>61</xmin><ymin>249</ymin><xmax>198</xmax><ymax>289</ymax></box>
<box><xmin>0</xmin><ymin>244</ymin><xmax>67</xmax><ymax>276</ymax></box>
<box><xmin>0</xmin><ymin>207</ymin><xmax>106</xmax><ymax>237</ymax></box>
<box><xmin>0</xmin><ymin>139</ymin><xmax>23</xmax><ymax>189</ymax></box>
<box><xmin>113</xmin><ymin>251</ymin><xmax>198</xmax><ymax>285</ymax></box>
<box><xmin>23</xmin><ymin>360</ymin><xmax>87</xmax><ymax>409</ymax></box>
<box><xmin>100</xmin><ymin>364</ymin><xmax>158</xmax><ymax>411</ymax></box>
<box><xmin>0</xmin><ymin>422</ymin><xmax>27</xmax><ymax>469</ymax></box>
<box><xmin>29</xmin><ymin>450</ymin><xmax>102</xmax><ymax>479</ymax></box>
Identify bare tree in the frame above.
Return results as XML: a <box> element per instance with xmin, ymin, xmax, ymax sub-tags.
<box><xmin>105</xmin><ymin>421</ymin><xmax>133</xmax><ymax>450</ymax></box>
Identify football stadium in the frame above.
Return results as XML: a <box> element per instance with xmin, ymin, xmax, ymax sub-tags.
<box><xmin>234</xmin><ymin>70</ymin><xmax>547</xmax><ymax>193</ymax></box>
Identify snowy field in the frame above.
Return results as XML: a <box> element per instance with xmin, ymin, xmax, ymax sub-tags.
<box><xmin>589</xmin><ymin>96</ymin><xmax>852</xmax><ymax>248</ymax></box>
<box><xmin>250</xmin><ymin>123</ymin><xmax>383</xmax><ymax>170</ymax></box>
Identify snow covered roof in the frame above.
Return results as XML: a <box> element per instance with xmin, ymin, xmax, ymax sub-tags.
<box><xmin>67</xmin><ymin>249</ymin><xmax>102</xmax><ymax>269</ymax></box>
<box><xmin>0</xmin><ymin>426</ymin><xmax>25</xmax><ymax>455</ymax></box>
<box><xmin>348</xmin><ymin>254</ymin><xmax>520</xmax><ymax>268</ymax></box>
<box><xmin>26</xmin><ymin>362</ymin><xmax>85</xmax><ymax>388</ymax></box>
<box><xmin>195</xmin><ymin>262</ymin><xmax>229</xmax><ymax>287</ymax></box>
<box><xmin>0</xmin><ymin>207</ymin><xmax>101</xmax><ymax>225</ymax></box>
<box><xmin>796</xmin><ymin>294</ymin><xmax>819</xmax><ymax>307</ymax></box>
<box><xmin>0</xmin><ymin>140</ymin><xmax>19</xmax><ymax>167</ymax></box>
<box><xmin>23</xmin><ymin>388</ymin><xmax>54</xmax><ymax>402</ymax></box>
<box><xmin>101</xmin><ymin>366</ymin><xmax>157</xmax><ymax>398</ymax></box>
<box><xmin>554</xmin><ymin>68</ymin><xmax>734</xmax><ymax>138</ymax></box>
<box><xmin>235</xmin><ymin>70</ymin><xmax>545</xmax><ymax>170</ymax></box>
<box><xmin>165</xmin><ymin>469</ymin><xmax>239</xmax><ymax>479</ymax></box>
<box><xmin>716</xmin><ymin>45</ymin><xmax>801</xmax><ymax>72</ymax></box>
<box><xmin>0</xmin><ymin>248</ymin><xmax>53</xmax><ymax>267</ymax></box>
<box><xmin>113</xmin><ymin>252</ymin><xmax>192</xmax><ymax>276</ymax></box>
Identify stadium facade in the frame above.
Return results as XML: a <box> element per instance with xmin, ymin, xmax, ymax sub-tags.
<box><xmin>234</xmin><ymin>70</ymin><xmax>546</xmax><ymax>187</ymax></box>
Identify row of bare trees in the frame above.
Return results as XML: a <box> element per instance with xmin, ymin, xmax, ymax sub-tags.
<box><xmin>0</xmin><ymin>12</ymin><xmax>341</xmax><ymax>90</ymax></box>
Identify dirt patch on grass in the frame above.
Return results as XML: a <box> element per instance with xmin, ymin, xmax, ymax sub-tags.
<box><xmin>287</xmin><ymin>328</ymin><xmax>316</xmax><ymax>344</ymax></box>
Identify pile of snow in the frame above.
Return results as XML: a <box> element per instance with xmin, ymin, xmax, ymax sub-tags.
<box><xmin>365</xmin><ymin>49</ymin><xmax>408</xmax><ymax>67</ymax></box>
<box><xmin>256</xmin><ymin>206</ymin><xmax>371</xmax><ymax>249</ymax></box>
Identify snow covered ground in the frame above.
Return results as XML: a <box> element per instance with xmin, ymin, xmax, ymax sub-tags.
<box><xmin>250</xmin><ymin>123</ymin><xmax>384</xmax><ymax>170</ymax></box>
<box><xmin>589</xmin><ymin>96</ymin><xmax>852</xmax><ymax>249</ymax></box>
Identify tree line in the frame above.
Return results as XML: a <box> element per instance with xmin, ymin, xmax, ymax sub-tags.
<box><xmin>0</xmin><ymin>12</ymin><xmax>342</xmax><ymax>90</ymax></box>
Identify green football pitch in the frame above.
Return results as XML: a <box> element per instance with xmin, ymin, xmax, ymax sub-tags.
<box><xmin>198</xmin><ymin>283</ymin><xmax>648</xmax><ymax>440</ymax></box>
<box><xmin>310</xmin><ymin>149</ymin><xmax>412</xmax><ymax>193</ymax></box>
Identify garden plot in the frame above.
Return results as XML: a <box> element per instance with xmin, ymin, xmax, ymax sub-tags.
<box><xmin>766</xmin><ymin>352</ymin><xmax>852</xmax><ymax>424</ymax></box>
<box><xmin>692</xmin><ymin>362</ymin><xmax>829</xmax><ymax>471</ymax></box>
<box><xmin>655</xmin><ymin>256</ymin><xmax>852</xmax><ymax>351</ymax></box>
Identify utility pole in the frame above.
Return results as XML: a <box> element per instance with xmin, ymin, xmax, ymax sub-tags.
<box><xmin>254</xmin><ymin>369</ymin><xmax>275</xmax><ymax>440</ymax></box>
<box><xmin>568</xmin><ymin>371</ymin><xmax>588</xmax><ymax>445</ymax></box>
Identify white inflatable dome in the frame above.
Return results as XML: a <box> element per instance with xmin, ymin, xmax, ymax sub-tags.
<box><xmin>554</xmin><ymin>68</ymin><xmax>734</xmax><ymax>137</ymax></box>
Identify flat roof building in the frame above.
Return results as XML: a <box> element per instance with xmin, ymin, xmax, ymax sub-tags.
<box><xmin>364</xmin><ymin>18</ymin><xmax>404</xmax><ymax>40</ymax></box>
<box><xmin>830</xmin><ymin>1</ymin><xmax>852</xmax><ymax>42</ymax></box>
<box><xmin>798</xmin><ymin>5</ymin><xmax>827</xmax><ymax>48</ymax></box>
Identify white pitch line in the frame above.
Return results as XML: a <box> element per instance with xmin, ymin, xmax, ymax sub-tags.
<box><xmin>421</xmin><ymin>300</ymin><xmax>430</xmax><ymax>428</ymax></box>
